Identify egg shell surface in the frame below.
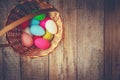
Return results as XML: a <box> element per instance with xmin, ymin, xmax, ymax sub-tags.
<box><xmin>21</xmin><ymin>33</ymin><xmax>33</xmax><ymax>47</ymax></box>
<box><xmin>40</xmin><ymin>17</ymin><xmax>50</xmax><ymax>29</ymax></box>
<box><xmin>31</xmin><ymin>18</ymin><xmax>40</xmax><ymax>25</ymax></box>
<box><xmin>33</xmin><ymin>36</ymin><xmax>42</xmax><ymax>40</ymax></box>
<box><xmin>24</xmin><ymin>27</ymin><xmax>32</xmax><ymax>36</ymax></box>
<box><xmin>34</xmin><ymin>13</ymin><xmax>46</xmax><ymax>21</ymax></box>
<box><xmin>34</xmin><ymin>38</ymin><xmax>50</xmax><ymax>50</ymax></box>
<box><xmin>43</xmin><ymin>30</ymin><xmax>53</xmax><ymax>41</ymax></box>
<box><xmin>30</xmin><ymin>25</ymin><xmax>45</xmax><ymax>36</ymax></box>
<box><xmin>19</xmin><ymin>20</ymin><xmax>29</xmax><ymax>29</ymax></box>
<box><xmin>33</xmin><ymin>36</ymin><xmax>42</xmax><ymax>46</ymax></box>
<box><xmin>45</xmin><ymin>20</ymin><xmax>57</xmax><ymax>34</ymax></box>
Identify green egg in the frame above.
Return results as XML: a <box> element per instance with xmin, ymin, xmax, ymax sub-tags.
<box><xmin>34</xmin><ymin>13</ymin><xmax>46</xmax><ymax>21</ymax></box>
<box><xmin>32</xmin><ymin>9</ymin><xmax>39</xmax><ymax>13</ymax></box>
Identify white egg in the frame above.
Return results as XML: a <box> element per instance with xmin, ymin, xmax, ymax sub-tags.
<box><xmin>24</xmin><ymin>27</ymin><xmax>33</xmax><ymax>36</ymax></box>
<box><xmin>45</xmin><ymin>20</ymin><xmax>57</xmax><ymax>34</ymax></box>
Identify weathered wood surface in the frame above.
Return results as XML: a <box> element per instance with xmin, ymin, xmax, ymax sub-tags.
<box><xmin>105</xmin><ymin>0</ymin><xmax>120</xmax><ymax>80</ymax></box>
<box><xmin>76</xmin><ymin>0</ymin><xmax>104</xmax><ymax>80</ymax></box>
<box><xmin>49</xmin><ymin>0</ymin><xmax>77</xmax><ymax>80</ymax></box>
<box><xmin>0</xmin><ymin>0</ymin><xmax>21</xmax><ymax>80</ymax></box>
<box><xmin>0</xmin><ymin>0</ymin><xmax>120</xmax><ymax>80</ymax></box>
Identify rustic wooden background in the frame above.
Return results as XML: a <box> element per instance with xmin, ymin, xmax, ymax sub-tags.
<box><xmin>0</xmin><ymin>0</ymin><xmax>120</xmax><ymax>80</ymax></box>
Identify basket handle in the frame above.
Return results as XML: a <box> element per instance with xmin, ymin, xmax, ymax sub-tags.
<box><xmin>0</xmin><ymin>8</ymin><xmax>58</xmax><ymax>48</ymax></box>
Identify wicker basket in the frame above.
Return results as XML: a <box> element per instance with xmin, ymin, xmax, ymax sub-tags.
<box><xmin>0</xmin><ymin>0</ymin><xmax>63</xmax><ymax>58</ymax></box>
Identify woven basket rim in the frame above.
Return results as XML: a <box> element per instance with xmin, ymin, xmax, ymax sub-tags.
<box><xmin>5</xmin><ymin>0</ymin><xmax>63</xmax><ymax>58</ymax></box>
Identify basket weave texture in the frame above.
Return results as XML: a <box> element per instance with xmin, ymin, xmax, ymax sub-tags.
<box><xmin>6</xmin><ymin>0</ymin><xmax>63</xmax><ymax>58</ymax></box>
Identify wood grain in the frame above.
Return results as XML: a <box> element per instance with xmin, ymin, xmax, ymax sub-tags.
<box><xmin>0</xmin><ymin>0</ymin><xmax>120</xmax><ymax>80</ymax></box>
<box><xmin>0</xmin><ymin>0</ymin><xmax>8</xmax><ymax>9</ymax></box>
<box><xmin>49</xmin><ymin>0</ymin><xmax>77</xmax><ymax>80</ymax></box>
<box><xmin>0</xmin><ymin>8</ymin><xmax>8</xmax><ymax>80</ymax></box>
<box><xmin>76</xmin><ymin>0</ymin><xmax>104</xmax><ymax>80</ymax></box>
<box><xmin>21</xmin><ymin>56</ymin><xmax>49</xmax><ymax>80</ymax></box>
<box><xmin>0</xmin><ymin>0</ymin><xmax>21</xmax><ymax>80</ymax></box>
<box><xmin>49</xmin><ymin>0</ymin><xmax>64</xmax><ymax>80</ymax></box>
<box><xmin>105</xmin><ymin>0</ymin><xmax>120</xmax><ymax>80</ymax></box>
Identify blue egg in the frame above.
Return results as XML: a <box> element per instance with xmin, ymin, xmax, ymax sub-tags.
<box><xmin>30</xmin><ymin>25</ymin><xmax>45</xmax><ymax>36</ymax></box>
<box><xmin>30</xmin><ymin>18</ymin><xmax>40</xmax><ymax>25</ymax></box>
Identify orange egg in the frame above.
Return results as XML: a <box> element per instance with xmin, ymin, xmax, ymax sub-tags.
<box><xmin>21</xmin><ymin>33</ymin><xmax>33</xmax><ymax>47</ymax></box>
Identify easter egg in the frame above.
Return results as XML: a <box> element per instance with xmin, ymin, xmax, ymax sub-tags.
<box><xmin>45</xmin><ymin>20</ymin><xmax>57</xmax><ymax>34</ymax></box>
<box><xmin>21</xmin><ymin>33</ymin><xmax>33</xmax><ymax>47</ymax></box>
<box><xmin>43</xmin><ymin>30</ymin><xmax>53</xmax><ymax>41</ymax></box>
<box><xmin>30</xmin><ymin>25</ymin><xmax>45</xmax><ymax>36</ymax></box>
<box><xmin>24</xmin><ymin>27</ymin><xmax>32</xmax><ymax>36</ymax></box>
<box><xmin>32</xmin><ymin>9</ymin><xmax>39</xmax><ymax>13</ymax></box>
<box><xmin>31</xmin><ymin>18</ymin><xmax>40</xmax><ymax>25</ymax></box>
<box><xmin>19</xmin><ymin>20</ymin><xmax>29</xmax><ymax>29</ymax></box>
<box><xmin>33</xmin><ymin>36</ymin><xmax>42</xmax><ymax>40</ymax></box>
<box><xmin>40</xmin><ymin>17</ymin><xmax>50</xmax><ymax>29</ymax></box>
<box><xmin>34</xmin><ymin>13</ymin><xmax>46</xmax><ymax>21</ymax></box>
<box><xmin>33</xmin><ymin>36</ymin><xmax>42</xmax><ymax>46</ymax></box>
<box><xmin>34</xmin><ymin>38</ymin><xmax>50</xmax><ymax>50</ymax></box>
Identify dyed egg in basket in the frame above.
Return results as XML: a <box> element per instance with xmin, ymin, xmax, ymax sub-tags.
<box><xmin>4</xmin><ymin>0</ymin><xmax>63</xmax><ymax>58</ymax></box>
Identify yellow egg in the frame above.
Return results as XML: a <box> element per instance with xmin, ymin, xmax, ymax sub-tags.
<box><xmin>43</xmin><ymin>31</ymin><xmax>53</xmax><ymax>41</ymax></box>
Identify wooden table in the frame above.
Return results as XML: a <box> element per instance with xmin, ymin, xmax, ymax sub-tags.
<box><xmin>0</xmin><ymin>0</ymin><xmax>120</xmax><ymax>80</ymax></box>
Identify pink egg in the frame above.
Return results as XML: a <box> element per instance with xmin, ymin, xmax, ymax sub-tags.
<box><xmin>34</xmin><ymin>38</ymin><xmax>50</xmax><ymax>50</ymax></box>
<box><xmin>33</xmin><ymin>36</ymin><xmax>42</xmax><ymax>46</ymax></box>
<box><xmin>21</xmin><ymin>33</ymin><xmax>33</xmax><ymax>47</ymax></box>
<box><xmin>40</xmin><ymin>17</ymin><xmax>50</xmax><ymax>29</ymax></box>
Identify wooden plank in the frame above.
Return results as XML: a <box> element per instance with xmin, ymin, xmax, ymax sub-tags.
<box><xmin>0</xmin><ymin>0</ymin><xmax>8</xmax><ymax>9</ymax></box>
<box><xmin>0</xmin><ymin>43</ymin><xmax>3</xmax><ymax>80</ymax></box>
<box><xmin>105</xmin><ymin>0</ymin><xmax>120</xmax><ymax>80</ymax></box>
<box><xmin>2</xmin><ymin>49</ymin><xmax>21</xmax><ymax>80</ymax></box>
<box><xmin>49</xmin><ymin>0</ymin><xmax>77</xmax><ymax>80</ymax></box>
<box><xmin>0</xmin><ymin>2</ymin><xmax>8</xmax><ymax>80</ymax></box>
<box><xmin>0</xmin><ymin>8</ymin><xmax>8</xmax><ymax>80</ymax></box>
<box><xmin>21</xmin><ymin>57</ymin><xmax>49</xmax><ymax>80</ymax></box>
<box><xmin>0</xmin><ymin>38</ymin><xmax>3</xmax><ymax>80</ymax></box>
<box><xmin>49</xmin><ymin>44</ymin><xmax>64</xmax><ymax>80</ymax></box>
<box><xmin>20</xmin><ymin>0</ymin><xmax>49</xmax><ymax>80</ymax></box>
<box><xmin>76</xmin><ymin>0</ymin><xmax>104</xmax><ymax>80</ymax></box>
<box><xmin>0</xmin><ymin>0</ymin><xmax>21</xmax><ymax>80</ymax></box>
<box><xmin>104</xmin><ymin>0</ymin><xmax>113</xmax><ymax>79</ymax></box>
